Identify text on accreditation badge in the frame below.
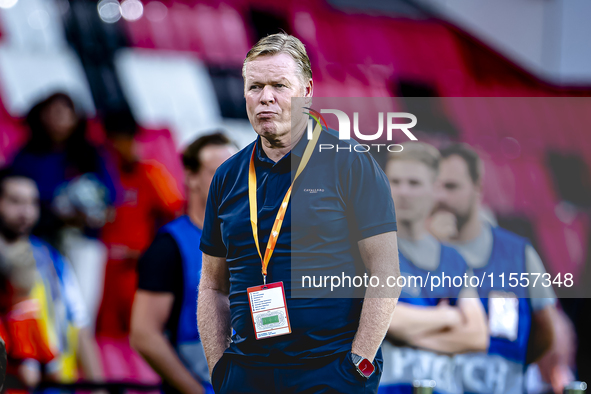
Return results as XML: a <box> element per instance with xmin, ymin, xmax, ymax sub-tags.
<box><xmin>248</xmin><ymin>281</ymin><xmax>292</xmax><ymax>339</ymax></box>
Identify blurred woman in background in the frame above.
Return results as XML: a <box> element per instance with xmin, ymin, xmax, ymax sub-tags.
<box><xmin>11</xmin><ymin>93</ymin><xmax>119</xmax><ymax>238</ymax></box>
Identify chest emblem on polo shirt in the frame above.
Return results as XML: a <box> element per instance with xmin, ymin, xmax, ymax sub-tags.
<box><xmin>303</xmin><ymin>188</ymin><xmax>325</xmax><ymax>193</ymax></box>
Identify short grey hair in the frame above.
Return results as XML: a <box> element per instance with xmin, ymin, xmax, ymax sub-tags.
<box><xmin>242</xmin><ymin>33</ymin><xmax>312</xmax><ymax>85</ymax></box>
<box><xmin>388</xmin><ymin>142</ymin><xmax>441</xmax><ymax>175</ymax></box>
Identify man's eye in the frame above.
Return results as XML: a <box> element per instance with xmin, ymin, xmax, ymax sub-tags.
<box><xmin>275</xmin><ymin>84</ymin><xmax>285</xmax><ymax>88</ymax></box>
<box><xmin>250</xmin><ymin>85</ymin><xmax>261</xmax><ymax>90</ymax></box>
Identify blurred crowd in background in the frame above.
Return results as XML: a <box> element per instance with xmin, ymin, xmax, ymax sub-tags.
<box><xmin>0</xmin><ymin>0</ymin><xmax>590</xmax><ymax>393</ymax></box>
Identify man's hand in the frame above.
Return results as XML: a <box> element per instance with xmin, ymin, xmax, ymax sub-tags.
<box><xmin>428</xmin><ymin>211</ymin><xmax>458</xmax><ymax>242</ymax></box>
<box><xmin>435</xmin><ymin>299</ymin><xmax>464</xmax><ymax>327</ymax></box>
<box><xmin>198</xmin><ymin>253</ymin><xmax>232</xmax><ymax>376</ymax></box>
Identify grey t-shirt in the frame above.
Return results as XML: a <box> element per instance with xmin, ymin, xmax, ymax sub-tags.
<box><xmin>447</xmin><ymin>223</ymin><xmax>556</xmax><ymax>311</ymax></box>
<box><xmin>398</xmin><ymin>234</ymin><xmax>441</xmax><ymax>271</ymax></box>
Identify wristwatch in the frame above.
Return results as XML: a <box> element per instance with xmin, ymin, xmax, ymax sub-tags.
<box><xmin>350</xmin><ymin>352</ymin><xmax>375</xmax><ymax>379</ymax></box>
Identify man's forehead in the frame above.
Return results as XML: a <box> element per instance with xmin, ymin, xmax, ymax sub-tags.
<box><xmin>244</xmin><ymin>53</ymin><xmax>298</xmax><ymax>81</ymax></box>
<box><xmin>388</xmin><ymin>159</ymin><xmax>432</xmax><ymax>176</ymax></box>
<box><xmin>441</xmin><ymin>156</ymin><xmax>470</xmax><ymax>181</ymax></box>
<box><xmin>4</xmin><ymin>178</ymin><xmax>39</xmax><ymax>197</ymax></box>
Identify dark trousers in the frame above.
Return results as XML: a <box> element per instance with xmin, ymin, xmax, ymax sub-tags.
<box><xmin>212</xmin><ymin>351</ymin><xmax>382</xmax><ymax>394</ymax></box>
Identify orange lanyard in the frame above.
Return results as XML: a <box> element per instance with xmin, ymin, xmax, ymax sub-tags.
<box><xmin>248</xmin><ymin>122</ymin><xmax>322</xmax><ymax>284</ymax></box>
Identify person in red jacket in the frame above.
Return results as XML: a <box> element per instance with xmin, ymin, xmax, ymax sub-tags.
<box><xmin>96</xmin><ymin>111</ymin><xmax>184</xmax><ymax>338</ymax></box>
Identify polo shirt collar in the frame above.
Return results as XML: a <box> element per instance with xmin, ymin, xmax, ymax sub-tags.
<box><xmin>254</xmin><ymin>127</ymin><xmax>310</xmax><ymax>166</ymax></box>
<box><xmin>255</xmin><ymin>135</ymin><xmax>276</xmax><ymax>166</ymax></box>
<box><xmin>291</xmin><ymin>127</ymin><xmax>309</xmax><ymax>159</ymax></box>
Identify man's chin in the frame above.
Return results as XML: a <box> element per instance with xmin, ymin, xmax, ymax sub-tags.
<box><xmin>16</xmin><ymin>227</ymin><xmax>32</xmax><ymax>238</ymax></box>
<box><xmin>0</xmin><ymin>227</ymin><xmax>26</xmax><ymax>242</ymax></box>
<box><xmin>258</xmin><ymin>127</ymin><xmax>291</xmax><ymax>142</ymax></box>
<box><xmin>396</xmin><ymin>212</ymin><xmax>415</xmax><ymax>223</ymax></box>
<box><xmin>254</xmin><ymin>123</ymin><xmax>276</xmax><ymax>135</ymax></box>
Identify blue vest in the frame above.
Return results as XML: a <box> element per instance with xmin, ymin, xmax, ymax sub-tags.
<box><xmin>473</xmin><ymin>226</ymin><xmax>531</xmax><ymax>364</ymax></box>
<box><xmin>160</xmin><ymin>216</ymin><xmax>211</xmax><ymax>386</ymax></box>
<box><xmin>456</xmin><ymin>226</ymin><xmax>533</xmax><ymax>394</ymax></box>
<box><xmin>398</xmin><ymin>244</ymin><xmax>467</xmax><ymax>302</ymax></box>
<box><xmin>379</xmin><ymin>245</ymin><xmax>468</xmax><ymax>394</ymax></box>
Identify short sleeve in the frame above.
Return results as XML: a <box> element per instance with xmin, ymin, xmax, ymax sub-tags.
<box><xmin>345</xmin><ymin>152</ymin><xmax>397</xmax><ymax>240</ymax></box>
<box><xmin>137</xmin><ymin>232</ymin><xmax>182</xmax><ymax>293</ymax></box>
<box><xmin>200</xmin><ymin>171</ymin><xmax>227</xmax><ymax>257</ymax></box>
<box><xmin>525</xmin><ymin>244</ymin><xmax>557</xmax><ymax>311</ymax></box>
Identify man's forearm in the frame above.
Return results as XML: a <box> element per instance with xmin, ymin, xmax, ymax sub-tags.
<box><xmin>527</xmin><ymin>306</ymin><xmax>556</xmax><ymax>363</ymax></box>
<box><xmin>388</xmin><ymin>304</ymin><xmax>457</xmax><ymax>342</ymax></box>
<box><xmin>410</xmin><ymin>328</ymin><xmax>488</xmax><ymax>354</ymax></box>
<box><xmin>410</xmin><ymin>298</ymin><xmax>489</xmax><ymax>354</ymax></box>
<box><xmin>354</xmin><ymin>232</ymin><xmax>401</xmax><ymax>362</ymax></box>
<box><xmin>197</xmin><ymin>288</ymin><xmax>231</xmax><ymax>374</ymax></box>
<box><xmin>353</xmin><ymin>296</ymin><xmax>398</xmax><ymax>362</ymax></box>
<box><xmin>77</xmin><ymin>328</ymin><xmax>104</xmax><ymax>381</ymax></box>
<box><xmin>131</xmin><ymin>330</ymin><xmax>203</xmax><ymax>394</ymax></box>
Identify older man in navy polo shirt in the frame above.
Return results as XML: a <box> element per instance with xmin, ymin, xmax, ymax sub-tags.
<box><xmin>197</xmin><ymin>33</ymin><xmax>400</xmax><ymax>393</ymax></box>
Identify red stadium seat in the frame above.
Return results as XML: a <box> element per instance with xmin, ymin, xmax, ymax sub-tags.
<box><xmin>136</xmin><ymin>127</ymin><xmax>185</xmax><ymax>198</ymax></box>
<box><xmin>125</xmin><ymin>13</ymin><xmax>157</xmax><ymax>49</ymax></box>
<box><xmin>481</xmin><ymin>156</ymin><xmax>517</xmax><ymax>215</ymax></box>
<box><xmin>126</xmin><ymin>2</ymin><xmax>251</xmax><ymax>66</ymax></box>
<box><xmin>0</xmin><ymin>118</ymin><xmax>28</xmax><ymax>168</ymax></box>
<box><xmin>0</xmin><ymin>90</ymin><xmax>28</xmax><ymax>167</ymax></box>
<box><xmin>97</xmin><ymin>336</ymin><xmax>160</xmax><ymax>384</ymax></box>
<box><xmin>534</xmin><ymin>211</ymin><xmax>589</xmax><ymax>279</ymax></box>
<box><xmin>510</xmin><ymin>157</ymin><xmax>558</xmax><ymax>215</ymax></box>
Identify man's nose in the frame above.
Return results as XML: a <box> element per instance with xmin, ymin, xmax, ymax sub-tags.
<box><xmin>433</xmin><ymin>184</ymin><xmax>445</xmax><ymax>202</ymax></box>
<box><xmin>435</xmin><ymin>190</ymin><xmax>449</xmax><ymax>204</ymax></box>
<box><xmin>24</xmin><ymin>205</ymin><xmax>37</xmax><ymax>219</ymax></box>
<box><xmin>398</xmin><ymin>183</ymin><xmax>412</xmax><ymax>196</ymax></box>
<box><xmin>260</xmin><ymin>85</ymin><xmax>275</xmax><ymax>104</ymax></box>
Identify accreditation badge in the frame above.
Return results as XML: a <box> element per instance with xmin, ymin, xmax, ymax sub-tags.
<box><xmin>488</xmin><ymin>291</ymin><xmax>519</xmax><ymax>341</ymax></box>
<box><xmin>247</xmin><ymin>282</ymin><xmax>291</xmax><ymax>340</ymax></box>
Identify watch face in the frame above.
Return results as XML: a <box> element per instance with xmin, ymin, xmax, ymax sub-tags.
<box><xmin>357</xmin><ymin>358</ymin><xmax>375</xmax><ymax>378</ymax></box>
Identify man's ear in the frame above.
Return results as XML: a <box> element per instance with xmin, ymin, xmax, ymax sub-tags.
<box><xmin>305</xmin><ymin>79</ymin><xmax>314</xmax><ymax>98</ymax></box>
<box><xmin>184</xmin><ymin>169</ymin><xmax>198</xmax><ymax>190</ymax></box>
<box><xmin>474</xmin><ymin>179</ymin><xmax>483</xmax><ymax>196</ymax></box>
